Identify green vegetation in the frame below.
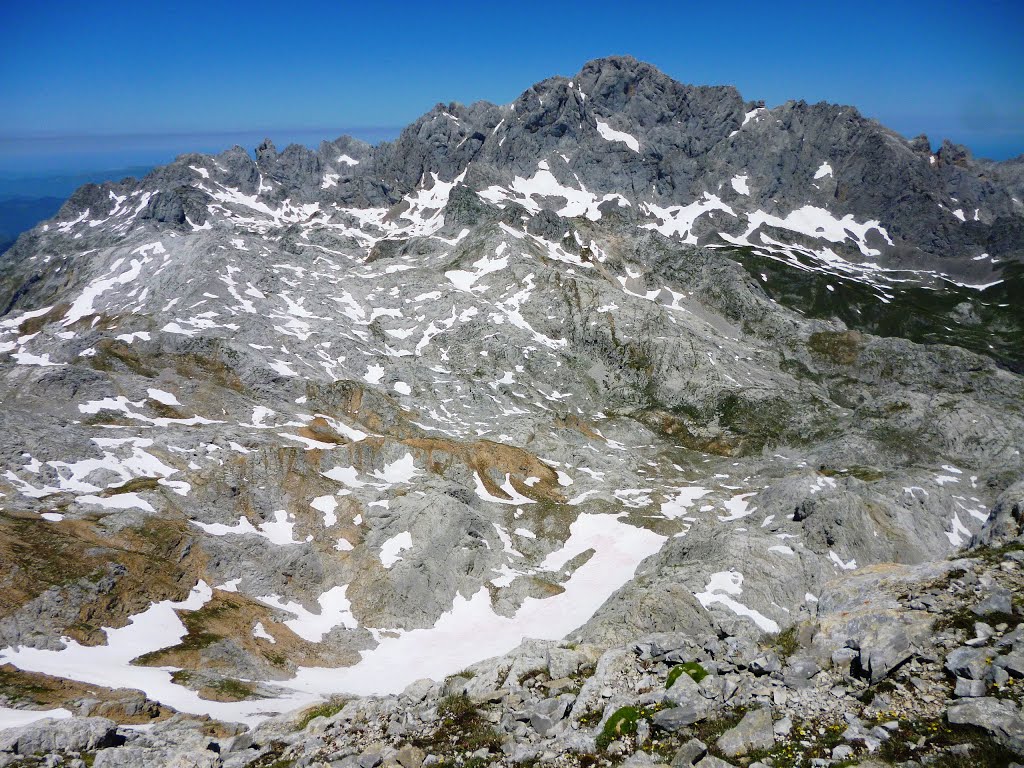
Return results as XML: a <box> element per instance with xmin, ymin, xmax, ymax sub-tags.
<box><xmin>689</xmin><ymin>708</ymin><xmax>747</xmax><ymax>747</ymax></box>
<box><xmin>933</xmin><ymin>606</ymin><xmax>1020</xmax><ymax>633</ymax></box>
<box><xmin>2</xmin><ymin>516</ymin><xmax>97</xmax><ymax>594</ymax></box>
<box><xmin>146</xmin><ymin>399</ymin><xmax>188</xmax><ymax>420</ymax></box>
<box><xmin>412</xmin><ymin>694</ymin><xmax>502</xmax><ymax>755</ymax></box>
<box><xmin>88</xmin><ymin>338</ymin><xmax>157</xmax><ymax>377</ymax></box>
<box><xmin>970</xmin><ymin>540</ymin><xmax>1024</xmax><ymax>565</ymax></box>
<box><xmin>446</xmin><ymin>667</ymin><xmax>477</xmax><ymax>684</ymax></box>
<box><xmin>763</xmin><ymin>625</ymin><xmax>800</xmax><ymax>659</ymax></box>
<box><xmin>577</xmin><ymin>706</ymin><xmax>604</xmax><ymax>728</ymax></box>
<box><xmin>133</xmin><ymin>599</ymin><xmax>237</xmax><ymax>665</ymax></box>
<box><xmin>297</xmin><ymin>698</ymin><xmax>348</xmax><ymax>730</ymax></box>
<box><xmin>265</xmin><ymin>651</ymin><xmax>288</xmax><ymax>667</ymax></box>
<box><xmin>808</xmin><ymin>330</ymin><xmax>863</xmax><ymax>365</ymax></box>
<box><xmin>596</xmin><ymin>706</ymin><xmax>643</xmax><ymax>751</ymax></box>
<box><xmin>592</xmin><ymin>703</ymin><xmax>671</xmax><ymax>751</ymax></box>
<box><xmin>170</xmin><ymin>671</ymin><xmax>256</xmax><ymax>701</ymax></box>
<box><xmin>723</xmin><ymin>246</ymin><xmax>1024</xmax><ymax>373</ymax></box>
<box><xmin>0</xmin><ymin>665</ymin><xmax>53</xmax><ymax>704</ymax></box>
<box><xmin>818</xmin><ymin>465</ymin><xmax>884</xmax><ymax>482</ymax></box>
<box><xmin>667</xmin><ymin>661</ymin><xmax>708</xmax><ymax>688</ymax></box>
<box><xmin>878</xmin><ymin>718</ymin><xmax>1017</xmax><ymax>766</ymax></box>
<box><xmin>716</xmin><ymin>391</ymin><xmax>798</xmax><ymax>453</ymax></box>
<box><xmin>208</xmin><ymin>678</ymin><xmax>255</xmax><ymax>701</ymax></box>
<box><xmin>246</xmin><ymin>740</ymin><xmax>291</xmax><ymax>768</ymax></box>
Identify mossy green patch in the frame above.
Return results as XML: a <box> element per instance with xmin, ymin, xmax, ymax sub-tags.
<box><xmin>667</xmin><ymin>662</ymin><xmax>708</xmax><ymax>688</ymax></box>
<box><xmin>808</xmin><ymin>330</ymin><xmax>863</xmax><ymax>365</ymax></box>
<box><xmin>878</xmin><ymin>717</ymin><xmax>1018</xmax><ymax>765</ymax></box>
<box><xmin>0</xmin><ymin>665</ymin><xmax>55</xmax><ymax>704</ymax></box>
<box><xmin>412</xmin><ymin>693</ymin><xmax>503</xmax><ymax>755</ymax></box>
<box><xmin>762</xmin><ymin>625</ymin><xmax>800</xmax><ymax>659</ymax></box>
<box><xmin>207</xmin><ymin>678</ymin><xmax>255</xmax><ymax>701</ymax></box>
<box><xmin>296</xmin><ymin>698</ymin><xmax>347</xmax><ymax>730</ymax></box>
<box><xmin>596</xmin><ymin>706</ymin><xmax>644</xmax><ymax>751</ymax></box>
<box><xmin>724</xmin><ymin>246</ymin><xmax>1024</xmax><ymax>373</ymax></box>
<box><xmin>818</xmin><ymin>465</ymin><xmax>884</xmax><ymax>482</ymax></box>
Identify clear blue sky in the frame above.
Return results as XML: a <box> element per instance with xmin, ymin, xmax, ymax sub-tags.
<box><xmin>1</xmin><ymin>0</ymin><xmax>1022</xmax><ymax>173</ymax></box>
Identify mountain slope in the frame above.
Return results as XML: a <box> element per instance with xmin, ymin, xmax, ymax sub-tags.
<box><xmin>0</xmin><ymin>56</ymin><xmax>1021</xmax><ymax>731</ymax></box>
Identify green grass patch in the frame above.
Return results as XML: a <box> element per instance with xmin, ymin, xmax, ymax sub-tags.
<box><xmin>667</xmin><ymin>662</ymin><xmax>708</xmax><ymax>687</ymax></box>
<box><xmin>818</xmin><ymin>465</ymin><xmax>884</xmax><ymax>482</ymax></box>
<box><xmin>412</xmin><ymin>694</ymin><xmax>502</xmax><ymax>755</ymax></box>
<box><xmin>763</xmin><ymin>625</ymin><xmax>800</xmax><ymax>659</ymax></box>
<box><xmin>933</xmin><ymin>607</ymin><xmax>1020</xmax><ymax>634</ymax></box>
<box><xmin>593</xmin><ymin>703</ymin><xmax>671</xmax><ymax>751</ymax></box>
<box><xmin>296</xmin><ymin>698</ymin><xmax>347</xmax><ymax>730</ymax></box>
<box><xmin>208</xmin><ymin>678</ymin><xmax>255</xmax><ymax>701</ymax></box>
<box><xmin>596</xmin><ymin>706</ymin><xmax>643</xmax><ymax>751</ymax></box>
<box><xmin>577</xmin><ymin>706</ymin><xmax>604</xmax><ymax>728</ymax></box>
<box><xmin>0</xmin><ymin>665</ymin><xmax>55</xmax><ymax>704</ymax></box>
<box><xmin>878</xmin><ymin>718</ymin><xmax>1018</xmax><ymax>765</ymax></box>
<box><xmin>690</xmin><ymin>708</ymin><xmax>746</xmax><ymax>747</ymax></box>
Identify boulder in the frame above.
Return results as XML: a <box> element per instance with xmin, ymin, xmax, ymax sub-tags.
<box><xmin>954</xmin><ymin>677</ymin><xmax>987</xmax><ymax>697</ymax></box>
<box><xmin>529</xmin><ymin>695</ymin><xmax>573</xmax><ymax>736</ymax></box>
<box><xmin>670</xmin><ymin>738</ymin><xmax>707</xmax><ymax>766</ymax></box>
<box><xmin>945</xmin><ymin>646</ymin><xmax>998</xmax><ymax>680</ymax></box>
<box><xmin>694</xmin><ymin>756</ymin><xmax>736</xmax><ymax>768</ymax></box>
<box><xmin>653</xmin><ymin>701</ymin><xmax>708</xmax><ymax>731</ymax></box>
<box><xmin>716</xmin><ymin>708</ymin><xmax>775</xmax><ymax>757</ymax></box>
<box><xmin>0</xmin><ymin>717</ymin><xmax>119</xmax><ymax>755</ymax></box>
<box><xmin>972</xmin><ymin>584</ymin><xmax>1014</xmax><ymax>616</ymax></box>
<box><xmin>948</xmin><ymin>697</ymin><xmax>1024</xmax><ymax>755</ymax></box>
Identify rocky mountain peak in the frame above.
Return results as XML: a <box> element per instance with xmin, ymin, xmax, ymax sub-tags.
<box><xmin>0</xmin><ymin>58</ymin><xmax>1021</xmax><ymax>763</ymax></box>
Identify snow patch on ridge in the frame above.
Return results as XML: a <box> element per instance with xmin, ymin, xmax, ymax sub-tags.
<box><xmin>595</xmin><ymin>120</ymin><xmax>640</xmax><ymax>152</ymax></box>
<box><xmin>695</xmin><ymin>570</ymin><xmax>779</xmax><ymax>632</ymax></box>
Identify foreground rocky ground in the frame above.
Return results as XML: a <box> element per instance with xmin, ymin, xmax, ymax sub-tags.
<box><xmin>2</xmin><ymin>497</ymin><xmax>1021</xmax><ymax>768</ymax></box>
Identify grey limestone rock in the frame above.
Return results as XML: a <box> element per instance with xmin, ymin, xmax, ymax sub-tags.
<box><xmin>948</xmin><ymin>697</ymin><xmax>1024</xmax><ymax>755</ymax></box>
<box><xmin>0</xmin><ymin>717</ymin><xmax>119</xmax><ymax>755</ymax></box>
<box><xmin>715</xmin><ymin>707</ymin><xmax>775</xmax><ymax>757</ymax></box>
<box><xmin>670</xmin><ymin>738</ymin><xmax>708</xmax><ymax>766</ymax></box>
<box><xmin>694</xmin><ymin>755</ymin><xmax>736</xmax><ymax>768</ymax></box>
<box><xmin>946</xmin><ymin>646</ymin><xmax>999</xmax><ymax>681</ymax></box>
<box><xmin>653</xmin><ymin>700</ymin><xmax>708</xmax><ymax>731</ymax></box>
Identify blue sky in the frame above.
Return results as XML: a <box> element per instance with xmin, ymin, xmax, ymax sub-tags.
<box><xmin>1</xmin><ymin>0</ymin><xmax>1022</xmax><ymax>172</ymax></box>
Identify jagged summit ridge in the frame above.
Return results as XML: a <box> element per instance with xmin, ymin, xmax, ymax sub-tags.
<box><xmin>6</xmin><ymin>56</ymin><xmax>1021</xmax><ymax>306</ymax></box>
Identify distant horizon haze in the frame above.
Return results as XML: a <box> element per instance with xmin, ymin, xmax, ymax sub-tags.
<box><xmin>0</xmin><ymin>115</ymin><xmax>1020</xmax><ymax>179</ymax></box>
<box><xmin>2</xmin><ymin>1</ymin><xmax>1021</xmax><ymax>173</ymax></box>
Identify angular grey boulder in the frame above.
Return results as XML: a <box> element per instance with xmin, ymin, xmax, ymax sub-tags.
<box><xmin>529</xmin><ymin>695</ymin><xmax>573</xmax><ymax>736</ymax></box>
<box><xmin>715</xmin><ymin>707</ymin><xmax>775</xmax><ymax>757</ymax></box>
<box><xmin>694</xmin><ymin>755</ymin><xmax>737</xmax><ymax>768</ymax></box>
<box><xmin>947</xmin><ymin>697</ymin><xmax>1024</xmax><ymax>756</ymax></box>
<box><xmin>945</xmin><ymin>646</ymin><xmax>999</xmax><ymax>680</ymax></box>
<box><xmin>653</xmin><ymin>700</ymin><xmax>708</xmax><ymax>731</ymax></box>
<box><xmin>0</xmin><ymin>716</ymin><xmax>119</xmax><ymax>755</ymax></box>
<box><xmin>670</xmin><ymin>738</ymin><xmax>708</xmax><ymax>766</ymax></box>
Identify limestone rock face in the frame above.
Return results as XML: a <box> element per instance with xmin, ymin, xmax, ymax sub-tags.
<box><xmin>0</xmin><ymin>717</ymin><xmax>119</xmax><ymax>755</ymax></box>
